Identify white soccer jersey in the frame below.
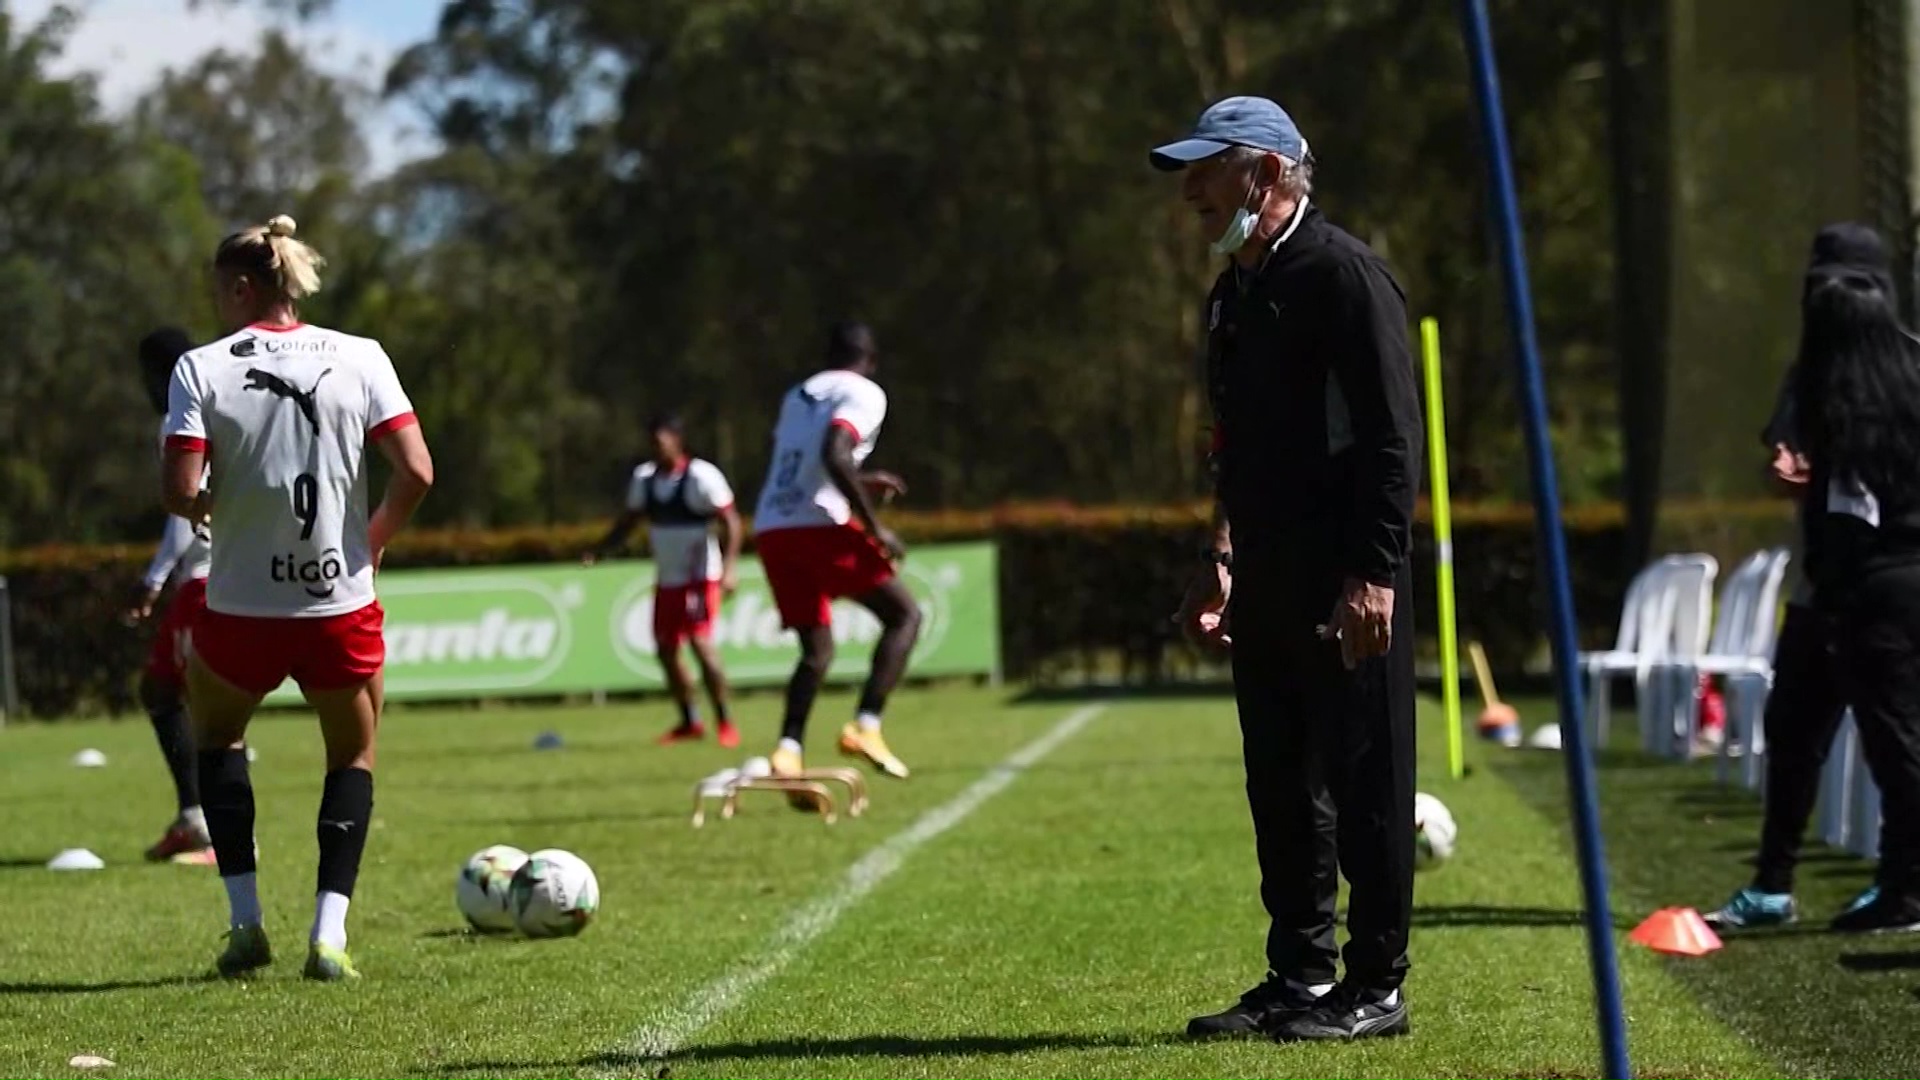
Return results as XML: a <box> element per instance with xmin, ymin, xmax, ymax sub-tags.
<box><xmin>626</xmin><ymin>457</ymin><xmax>734</xmax><ymax>588</ymax></box>
<box><xmin>144</xmin><ymin>420</ymin><xmax>213</xmax><ymax>589</ymax></box>
<box><xmin>163</xmin><ymin>322</ymin><xmax>416</xmax><ymax>618</ymax></box>
<box><xmin>753</xmin><ymin>370</ymin><xmax>887</xmax><ymax>533</ymax></box>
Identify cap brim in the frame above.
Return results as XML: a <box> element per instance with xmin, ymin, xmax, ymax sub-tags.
<box><xmin>1150</xmin><ymin>138</ymin><xmax>1232</xmax><ymax>172</ymax></box>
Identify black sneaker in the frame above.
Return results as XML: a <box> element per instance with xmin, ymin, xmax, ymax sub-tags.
<box><xmin>1269</xmin><ymin>984</ymin><xmax>1410</xmax><ymax>1042</ymax></box>
<box><xmin>1830</xmin><ymin>891</ymin><xmax>1920</xmax><ymax>934</ymax></box>
<box><xmin>1185</xmin><ymin>973</ymin><xmax>1331</xmax><ymax>1039</ymax></box>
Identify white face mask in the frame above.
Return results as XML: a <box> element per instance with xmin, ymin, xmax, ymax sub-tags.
<box><xmin>1209</xmin><ymin>171</ymin><xmax>1265</xmax><ymax>255</ymax></box>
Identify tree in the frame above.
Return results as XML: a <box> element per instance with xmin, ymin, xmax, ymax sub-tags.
<box><xmin>0</xmin><ymin>6</ymin><xmax>216</xmax><ymax>547</ymax></box>
<box><xmin>134</xmin><ymin>29</ymin><xmax>370</xmax><ymax>225</ymax></box>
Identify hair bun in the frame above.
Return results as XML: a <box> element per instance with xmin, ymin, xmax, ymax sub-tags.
<box><xmin>264</xmin><ymin>215</ymin><xmax>298</xmax><ymax>238</ymax></box>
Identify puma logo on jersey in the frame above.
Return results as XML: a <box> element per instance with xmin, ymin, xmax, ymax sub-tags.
<box><xmin>244</xmin><ymin>367</ymin><xmax>332</xmax><ymax>436</ymax></box>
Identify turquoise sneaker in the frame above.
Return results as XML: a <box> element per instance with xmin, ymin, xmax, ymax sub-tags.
<box><xmin>216</xmin><ymin>925</ymin><xmax>272</xmax><ymax>977</ymax></box>
<box><xmin>302</xmin><ymin>942</ymin><xmax>361</xmax><ymax>982</ymax></box>
<box><xmin>1840</xmin><ymin>884</ymin><xmax>1881</xmax><ymax>917</ymax></box>
<box><xmin>1703</xmin><ymin>887</ymin><xmax>1799</xmax><ymax>930</ymax></box>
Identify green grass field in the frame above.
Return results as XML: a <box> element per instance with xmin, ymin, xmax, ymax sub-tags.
<box><xmin>0</xmin><ymin>685</ymin><xmax>1902</xmax><ymax>1078</ymax></box>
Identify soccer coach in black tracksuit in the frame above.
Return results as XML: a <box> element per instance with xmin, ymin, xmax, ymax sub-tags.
<box><xmin>1156</xmin><ymin>96</ymin><xmax>1424</xmax><ymax>1043</ymax></box>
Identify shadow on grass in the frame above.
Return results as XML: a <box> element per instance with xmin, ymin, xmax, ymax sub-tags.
<box><xmin>0</xmin><ymin>857</ymin><xmax>52</xmax><ymax>869</ymax></box>
<box><xmin>429</xmin><ymin>1032</ymin><xmax>1183</xmax><ymax>1076</ymax></box>
<box><xmin>417</xmin><ymin>928</ymin><xmax>526</xmax><ymax>942</ymax></box>
<box><xmin>1838</xmin><ymin>951</ymin><xmax>1920</xmax><ymax>973</ymax></box>
<box><xmin>0</xmin><ymin>974</ymin><xmax>221</xmax><ymax>995</ymax></box>
<box><xmin>1409</xmin><ymin>904</ymin><xmax>1638</xmax><ymax>931</ymax></box>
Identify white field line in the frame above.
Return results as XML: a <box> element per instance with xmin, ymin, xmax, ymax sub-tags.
<box><xmin>593</xmin><ymin>704</ymin><xmax>1107</xmax><ymax>1075</ymax></box>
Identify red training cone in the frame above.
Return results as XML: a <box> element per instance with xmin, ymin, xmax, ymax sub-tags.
<box><xmin>1629</xmin><ymin>907</ymin><xmax>1723</xmax><ymax>956</ymax></box>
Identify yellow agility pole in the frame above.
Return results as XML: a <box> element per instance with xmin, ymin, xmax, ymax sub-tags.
<box><xmin>1421</xmin><ymin>317</ymin><xmax>1465</xmax><ymax>780</ymax></box>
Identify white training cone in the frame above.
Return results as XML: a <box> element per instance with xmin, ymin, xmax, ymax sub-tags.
<box><xmin>48</xmin><ymin>849</ymin><xmax>105</xmax><ymax>871</ymax></box>
<box><xmin>1528</xmin><ymin>723</ymin><xmax>1564</xmax><ymax>751</ymax></box>
<box><xmin>71</xmin><ymin>749</ymin><xmax>107</xmax><ymax>768</ymax></box>
<box><xmin>68</xmin><ymin>1055</ymin><xmax>115</xmax><ymax>1069</ymax></box>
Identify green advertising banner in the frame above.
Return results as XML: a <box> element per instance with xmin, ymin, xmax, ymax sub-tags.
<box><xmin>263</xmin><ymin>542</ymin><xmax>999</xmax><ymax>705</ymax></box>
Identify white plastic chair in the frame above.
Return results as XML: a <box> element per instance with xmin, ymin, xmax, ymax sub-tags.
<box><xmin>1850</xmin><ymin>754</ymin><xmax>1882</xmax><ymax>860</ymax></box>
<box><xmin>1632</xmin><ymin>555</ymin><xmax>1718</xmax><ymax>757</ymax></box>
<box><xmin>1695</xmin><ymin>548</ymin><xmax>1792</xmax><ymax>781</ymax></box>
<box><xmin>1817</xmin><ymin>711</ymin><xmax>1860</xmax><ymax>850</ymax></box>
<box><xmin>1643</xmin><ymin>548</ymin><xmax>1785</xmax><ymax>762</ymax></box>
<box><xmin>1579</xmin><ymin>557</ymin><xmax>1685</xmax><ymax>746</ymax></box>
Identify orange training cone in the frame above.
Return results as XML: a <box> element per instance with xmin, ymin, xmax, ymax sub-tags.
<box><xmin>1629</xmin><ymin>907</ymin><xmax>1723</xmax><ymax>957</ymax></box>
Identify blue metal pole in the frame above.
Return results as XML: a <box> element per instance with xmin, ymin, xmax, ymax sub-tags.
<box><xmin>1453</xmin><ymin>2</ymin><xmax>1632</xmax><ymax>1077</ymax></box>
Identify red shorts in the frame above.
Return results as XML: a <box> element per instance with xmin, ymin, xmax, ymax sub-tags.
<box><xmin>757</xmin><ymin>525</ymin><xmax>896</xmax><ymax>630</ymax></box>
<box><xmin>195</xmin><ymin>601</ymin><xmax>386</xmax><ymax>696</ymax></box>
<box><xmin>654</xmin><ymin>580</ymin><xmax>722</xmax><ymax>648</ymax></box>
<box><xmin>144</xmin><ymin>578</ymin><xmax>208</xmax><ymax>688</ymax></box>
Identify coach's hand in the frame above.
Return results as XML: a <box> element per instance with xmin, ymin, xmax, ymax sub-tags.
<box><xmin>1175</xmin><ymin>562</ymin><xmax>1232</xmax><ymax>654</ymax></box>
<box><xmin>1324</xmin><ymin>578</ymin><xmax>1393</xmax><ymax>669</ymax></box>
<box><xmin>1767</xmin><ymin>444</ymin><xmax>1811</xmax><ymax>498</ymax></box>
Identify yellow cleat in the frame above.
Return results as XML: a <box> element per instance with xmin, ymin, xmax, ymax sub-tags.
<box><xmin>769</xmin><ymin>746</ymin><xmax>823</xmax><ymax>812</ymax></box>
<box><xmin>770</xmin><ymin>745</ymin><xmax>804</xmax><ymax>777</ymax></box>
<box><xmin>302</xmin><ymin>942</ymin><xmax>361</xmax><ymax>982</ymax></box>
<box><xmin>838</xmin><ymin>723</ymin><xmax>910</xmax><ymax>779</ymax></box>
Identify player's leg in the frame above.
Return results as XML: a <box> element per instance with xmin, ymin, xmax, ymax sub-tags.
<box><xmin>1707</xmin><ymin>603</ymin><xmax>1847</xmax><ymax>929</ymax></box>
<box><xmin>143</xmin><ymin>581</ymin><xmax>213</xmax><ymax>862</ymax></box>
<box><xmin>303</xmin><ymin>676</ymin><xmax>379</xmax><ymax>980</ymax></box>
<box><xmin>140</xmin><ymin>667</ymin><xmax>209</xmax><ymax>862</ymax></box>
<box><xmin>837</xmin><ymin>578</ymin><xmax>921</xmax><ymax>779</ymax></box>
<box><xmin>776</xmin><ymin>625</ymin><xmax>836</xmax><ymax>775</ymax></box>
<box><xmin>689</xmin><ymin>622</ymin><xmax>738</xmax><ymax>749</ymax></box>
<box><xmin>760</xmin><ymin>530</ymin><xmax>834</xmax><ymax>774</ymax></box>
<box><xmin>1831</xmin><ymin>568</ymin><xmax>1920</xmax><ymax>933</ymax></box>
<box><xmin>184</xmin><ymin>645</ymin><xmax>271</xmax><ymax>977</ymax></box>
<box><xmin>654</xmin><ymin>586</ymin><xmax>706</xmax><ymax>743</ymax></box>
<box><xmin>294</xmin><ymin>604</ymin><xmax>387</xmax><ymax>981</ymax></box>
<box><xmin>657</xmin><ymin>642</ymin><xmax>705</xmax><ymax>742</ymax></box>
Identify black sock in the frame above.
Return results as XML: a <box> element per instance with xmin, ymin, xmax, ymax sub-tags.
<box><xmin>782</xmin><ymin>664</ymin><xmax>826</xmax><ymax>744</ymax></box>
<box><xmin>149</xmin><ymin>702</ymin><xmax>200</xmax><ymax>811</ymax></box>
<box><xmin>315</xmin><ymin>767</ymin><xmax>374</xmax><ymax>898</ymax></box>
<box><xmin>856</xmin><ymin>685</ymin><xmax>888</xmax><ymax>719</ymax></box>
<box><xmin>197</xmin><ymin>748</ymin><xmax>256</xmax><ymax>876</ymax></box>
<box><xmin>676</xmin><ymin>699</ymin><xmax>699</xmax><ymax>729</ymax></box>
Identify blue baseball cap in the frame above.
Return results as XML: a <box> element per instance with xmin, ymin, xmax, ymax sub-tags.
<box><xmin>1150</xmin><ymin>96</ymin><xmax>1306</xmax><ymax>172</ymax></box>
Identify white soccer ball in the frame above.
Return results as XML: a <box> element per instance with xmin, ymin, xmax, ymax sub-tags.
<box><xmin>455</xmin><ymin>844</ymin><xmax>528</xmax><ymax>933</ymax></box>
<box><xmin>510</xmin><ymin>848</ymin><xmax>600</xmax><ymax>938</ymax></box>
<box><xmin>1414</xmin><ymin>792</ymin><xmax>1457</xmax><ymax>872</ymax></box>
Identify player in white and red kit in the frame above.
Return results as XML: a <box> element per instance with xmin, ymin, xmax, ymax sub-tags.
<box><xmin>162</xmin><ymin>216</ymin><xmax>434</xmax><ymax>982</ymax></box>
<box><xmin>128</xmin><ymin>327</ymin><xmax>217</xmax><ymax>865</ymax></box>
<box><xmin>587</xmin><ymin>415</ymin><xmax>743</xmax><ymax>747</ymax></box>
<box><xmin>754</xmin><ymin>322</ymin><xmax>921</xmax><ymax>782</ymax></box>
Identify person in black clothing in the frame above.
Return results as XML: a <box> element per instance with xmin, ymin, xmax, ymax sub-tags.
<box><xmin>1153</xmin><ymin>96</ymin><xmax>1425</xmax><ymax>1042</ymax></box>
<box><xmin>1787</xmin><ymin>221</ymin><xmax>1920</xmax><ymax>932</ymax></box>
<box><xmin>1704</xmin><ymin>224</ymin><xmax>1889</xmax><ymax>930</ymax></box>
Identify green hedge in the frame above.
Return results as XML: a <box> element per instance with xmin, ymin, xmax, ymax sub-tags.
<box><xmin>0</xmin><ymin>500</ymin><xmax>1795</xmax><ymax>718</ymax></box>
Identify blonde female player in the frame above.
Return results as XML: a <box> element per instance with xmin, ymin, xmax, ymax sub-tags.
<box><xmin>162</xmin><ymin>216</ymin><xmax>433</xmax><ymax>981</ymax></box>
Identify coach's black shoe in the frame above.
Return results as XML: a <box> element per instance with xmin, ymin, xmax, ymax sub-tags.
<box><xmin>1269</xmin><ymin>984</ymin><xmax>1409</xmax><ymax>1042</ymax></box>
<box><xmin>1185</xmin><ymin>973</ymin><xmax>1331</xmax><ymax>1039</ymax></box>
<box><xmin>1830</xmin><ymin>890</ymin><xmax>1920</xmax><ymax>934</ymax></box>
